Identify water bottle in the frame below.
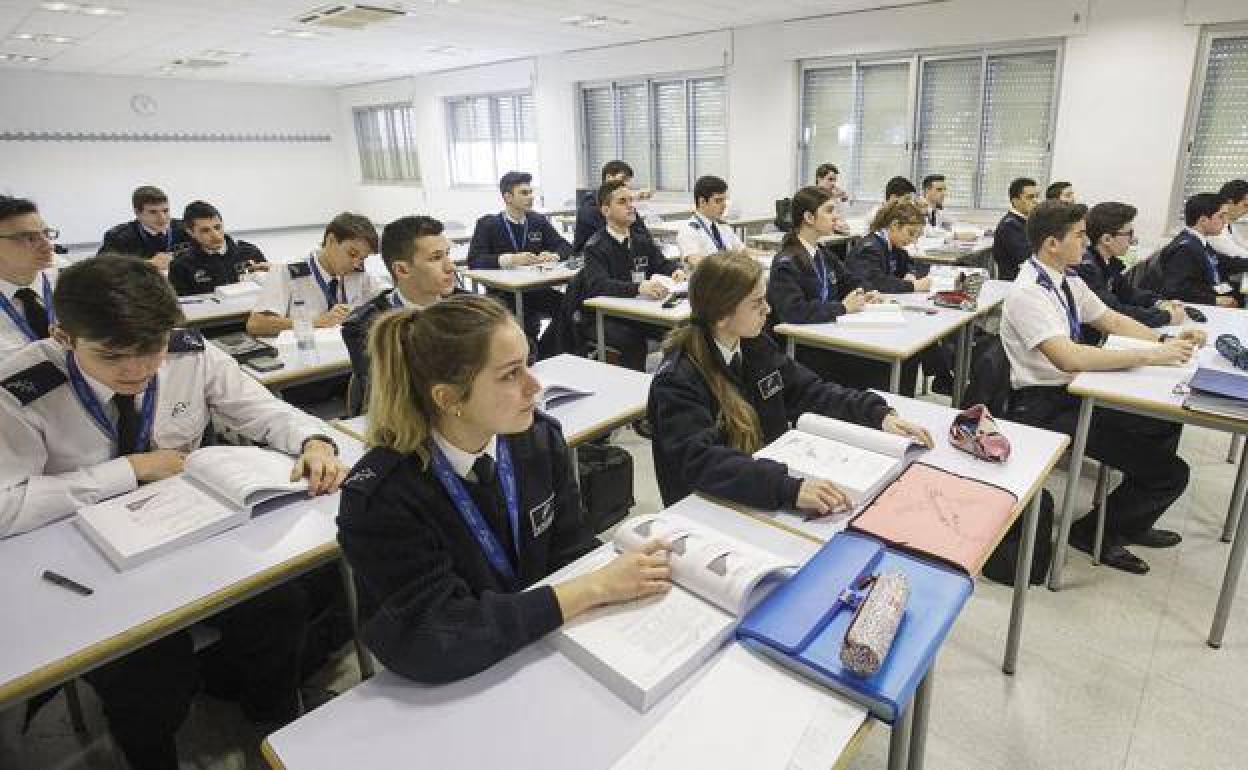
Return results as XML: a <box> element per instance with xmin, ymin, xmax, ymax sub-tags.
<box><xmin>292</xmin><ymin>297</ymin><xmax>317</xmax><ymax>365</ymax></box>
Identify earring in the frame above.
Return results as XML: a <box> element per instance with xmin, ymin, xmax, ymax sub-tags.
<box><xmin>454</xmin><ymin>407</ymin><xmax>463</xmax><ymax>418</ymax></box>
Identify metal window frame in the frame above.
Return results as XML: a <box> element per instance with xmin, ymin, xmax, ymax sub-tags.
<box><xmin>576</xmin><ymin>69</ymin><xmax>726</xmax><ymax>192</ymax></box>
<box><xmin>1169</xmin><ymin>23</ymin><xmax>1248</xmax><ymax>227</ymax></box>
<box><xmin>352</xmin><ymin>102</ymin><xmax>421</xmax><ymax>186</ymax></box>
<box><xmin>444</xmin><ymin>89</ymin><xmax>536</xmax><ymax>189</ymax></box>
<box><xmin>797</xmin><ymin>39</ymin><xmax>1063</xmax><ymax>206</ymax></box>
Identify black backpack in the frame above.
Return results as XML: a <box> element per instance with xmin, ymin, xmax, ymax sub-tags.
<box><xmin>774</xmin><ymin>198</ymin><xmax>793</xmax><ymax>232</ymax></box>
<box><xmin>577</xmin><ymin>443</ymin><xmax>635</xmax><ymax>534</ymax></box>
<box><xmin>1124</xmin><ymin>248</ymin><xmax>1166</xmax><ymax>295</ymax></box>
<box><xmin>981</xmin><ymin>489</ymin><xmax>1055</xmax><ymax>586</ymax></box>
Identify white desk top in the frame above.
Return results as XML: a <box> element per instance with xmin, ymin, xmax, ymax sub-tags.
<box><xmin>178</xmin><ymin>293</ymin><xmax>256</xmax><ymax>328</ymax></box>
<box><xmin>262</xmin><ymin>495</ymin><xmax>845</xmax><ymax>770</ymax></box>
<box><xmin>584</xmin><ymin>295</ymin><xmax>692</xmax><ymax>326</ymax></box>
<box><xmin>747</xmin><ymin>231</ymin><xmax>851</xmax><ymax>248</ymax></box>
<box><xmin>335</xmin><ymin>355</ymin><xmax>652</xmax><ymax>447</ymax></box>
<box><xmin>462</xmin><ymin>265</ymin><xmax>579</xmax><ymax>291</ymax></box>
<box><xmin>0</xmin><ymin>427</ymin><xmax>365</xmax><ymax>710</ymax></box>
<box><xmin>223</xmin><ymin>333</ymin><xmax>353</xmax><ymax>390</ymax></box>
<box><xmin>775</xmin><ymin>280</ymin><xmax>1010</xmax><ymax>360</ymax></box>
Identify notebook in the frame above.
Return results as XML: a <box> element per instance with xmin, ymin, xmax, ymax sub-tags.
<box><xmin>1184</xmin><ymin>366</ymin><xmax>1248</xmax><ymax>420</ymax></box>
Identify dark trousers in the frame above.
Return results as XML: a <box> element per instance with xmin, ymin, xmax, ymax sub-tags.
<box><xmin>598</xmin><ymin>317</ymin><xmax>667</xmax><ymax>372</ymax></box>
<box><xmin>1008</xmin><ymin>387</ymin><xmax>1189</xmax><ymax>539</ymax></box>
<box><xmin>491</xmin><ymin>288</ymin><xmax>564</xmax><ymax>349</ymax></box>
<box><xmin>82</xmin><ymin>582</ymin><xmax>308</xmax><ymax>770</ymax></box>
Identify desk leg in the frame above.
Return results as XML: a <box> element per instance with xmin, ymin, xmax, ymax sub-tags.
<box><xmin>888</xmin><ymin>703</ymin><xmax>913</xmax><ymax>770</ymax></box>
<box><xmin>907</xmin><ymin>670</ymin><xmax>933</xmax><ymax>770</ymax></box>
<box><xmin>339</xmin><ymin>559</ymin><xmax>376</xmax><ymax>680</ymax></box>
<box><xmin>786</xmin><ymin>337</ymin><xmax>796</xmax><ymax>358</ymax></box>
<box><xmin>514</xmin><ymin>290</ymin><xmax>525</xmax><ymax>332</ymax></box>
<box><xmin>1228</xmin><ymin>434</ymin><xmax>1242</xmax><ymax>465</ymax></box>
<box><xmin>1210</xmin><ymin>446</ymin><xmax>1248</xmax><ymax>648</ymax></box>
<box><xmin>569</xmin><ymin>446</ymin><xmax>581</xmax><ymax>492</ymax></box>
<box><xmin>596</xmin><ymin>310</ymin><xmax>607</xmax><ymax>363</ymax></box>
<box><xmin>1049</xmin><ymin>396</ymin><xmax>1093</xmax><ymax>591</ymax></box>
<box><xmin>952</xmin><ymin>324</ymin><xmax>970</xmax><ymax>406</ymax></box>
<box><xmin>1004</xmin><ymin>493</ymin><xmax>1041</xmax><ymax>674</ymax></box>
<box><xmin>1224</xmin><ymin>450</ymin><xmax>1248</xmax><ymax>543</ymax></box>
<box><xmin>889</xmin><ymin>360</ymin><xmax>902</xmax><ymax>394</ymax></box>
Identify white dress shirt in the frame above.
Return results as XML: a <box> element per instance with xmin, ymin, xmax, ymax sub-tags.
<box><xmin>252</xmin><ymin>249</ymin><xmax>386</xmax><ymax>318</ymax></box>
<box><xmin>0</xmin><ymin>268</ymin><xmax>57</xmax><ymax>358</ymax></box>
<box><xmin>676</xmin><ymin>214</ymin><xmax>743</xmax><ymax>259</ymax></box>
<box><xmin>1001</xmin><ymin>259</ymin><xmax>1108</xmax><ymax>389</ymax></box>
<box><xmin>431</xmin><ymin>431</ymin><xmax>498</xmax><ymax>482</ymax></box>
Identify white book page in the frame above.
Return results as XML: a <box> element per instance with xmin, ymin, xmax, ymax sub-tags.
<box><xmin>611</xmin><ymin>645</ymin><xmax>867</xmax><ymax>770</ymax></box>
<box><xmin>796</xmin><ymin>413</ymin><xmax>912</xmax><ymax>458</ymax></box>
<box><xmin>835</xmin><ymin>308</ymin><xmax>905</xmax><ymax>326</ymax></box>
<box><xmin>77</xmin><ymin>476</ymin><xmax>242</xmax><ymax>562</ymax></box>
<box><xmin>537</xmin><ymin>376</ymin><xmax>594</xmax><ymax>409</ymax></box>
<box><xmin>184</xmin><ymin>446</ymin><xmax>305</xmax><ymax>509</ymax></box>
<box><xmin>651</xmin><ymin>274</ymin><xmax>688</xmax><ymax>294</ymax></box>
<box><xmin>612</xmin><ymin>514</ymin><xmax>795</xmax><ymax>615</ymax></box>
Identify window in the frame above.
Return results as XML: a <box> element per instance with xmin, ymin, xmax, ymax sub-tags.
<box><xmin>1175</xmin><ymin>28</ymin><xmax>1248</xmax><ymax>216</ymax></box>
<box><xmin>353</xmin><ymin>104</ymin><xmax>420</xmax><ymax>184</ymax></box>
<box><xmin>446</xmin><ymin>91</ymin><xmax>537</xmax><ymax>187</ymax></box>
<box><xmin>579</xmin><ymin>74</ymin><xmax>727</xmax><ymax>192</ymax></box>
<box><xmin>799</xmin><ymin>45</ymin><xmax>1060</xmax><ymax>208</ymax></box>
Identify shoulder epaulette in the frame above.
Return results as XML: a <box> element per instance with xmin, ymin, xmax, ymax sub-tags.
<box><xmin>688</xmin><ymin>219</ymin><xmax>703</xmax><ymax>231</ymax></box>
<box><xmin>1</xmin><ymin>361</ymin><xmax>67</xmax><ymax>405</ymax></box>
<box><xmin>342</xmin><ymin>448</ymin><xmax>405</xmax><ymax>495</ymax></box>
<box><xmin>287</xmin><ymin>262</ymin><xmax>312</xmax><ymax>279</ymax></box>
<box><xmin>167</xmin><ymin>328</ymin><xmax>205</xmax><ymax>353</ymax></box>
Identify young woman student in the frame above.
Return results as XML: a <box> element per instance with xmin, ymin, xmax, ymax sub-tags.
<box><xmin>336</xmin><ymin>294</ymin><xmax>670</xmax><ymax>683</ymax></box>
<box><xmin>648</xmin><ymin>250</ymin><xmax>933</xmax><ymax>512</ymax></box>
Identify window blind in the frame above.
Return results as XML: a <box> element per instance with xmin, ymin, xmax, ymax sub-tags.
<box><xmin>855</xmin><ymin>62</ymin><xmax>911</xmax><ymax>201</ymax></box>
<box><xmin>653</xmin><ymin>80</ymin><xmax>689</xmax><ymax>192</ymax></box>
<box><xmin>353</xmin><ymin>104</ymin><xmax>420</xmax><ymax>184</ymax></box>
<box><xmin>800</xmin><ymin>66</ymin><xmax>854</xmax><ymax>188</ymax></box>
<box><xmin>691</xmin><ymin>77</ymin><xmax>728</xmax><ymax>182</ymax></box>
<box><xmin>447</xmin><ymin>91</ymin><xmax>538</xmax><ymax>187</ymax></box>
<box><xmin>977</xmin><ymin>51</ymin><xmax>1057</xmax><ymax>209</ymax></box>
<box><xmin>917</xmin><ymin>57</ymin><xmax>982</xmax><ymax>208</ymax></box>
<box><xmin>1184</xmin><ymin>35</ymin><xmax>1248</xmax><ymax>204</ymax></box>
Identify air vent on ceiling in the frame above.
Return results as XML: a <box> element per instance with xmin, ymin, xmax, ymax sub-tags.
<box><xmin>169</xmin><ymin>58</ymin><xmax>230</xmax><ymax>69</ymax></box>
<box><xmin>297</xmin><ymin>4</ymin><xmax>406</xmax><ymax>30</ymax></box>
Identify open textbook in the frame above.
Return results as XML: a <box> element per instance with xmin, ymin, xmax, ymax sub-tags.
<box><xmin>536</xmin><ymin>375</ymin><xmax>593</xmax><ymax>411</ymax></box>
<box><xmin>611</xmin><ymin>645</ymin><xmax>867</xmax><ymax>770</ymax></box>
<box><xmin>76</xmin><ymin>446</ymin><xmax>307</xmax><ymax>571</ymax></box>
<box><xmin>928</xmin><ymin>265</ymin><xmax>988</xmax><ymax>292</ymax></box>
<box><xmin>751</xmin><ymin>413</ymin><xmax>925</xmax><ymax>541</ymax></box>
<box><xmin>543</xmin><ymin>512</ymin><xmax>796</xmax><ymax>711</ymax></box>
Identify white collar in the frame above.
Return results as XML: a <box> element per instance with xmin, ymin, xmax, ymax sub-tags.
<box><xmin>0</xmin><ymin>270</ymin><xmax>46</xmax><ymax>303</ymax></box>
<box><xmin>1031</xmin><ymin>257</ymin><xmax>1067</xmax><ymax>285</ymax></box>
<box><xmin>1186</xmin><ymin>226</ymin><xmax>1209</xmax><ymax>247</ymax></box>
<box><xmin>606</xmin><ymin>224</ymin><xmax>630</xmax><ymax>243</ymax></box>
<box><xmin>309</xmin><ymin>248</ymin><xmax>341</xmax><ymax>279</ymax></box>
<box><xmin>393</xmin><ymin>286</ymin><xmax>431</xmax><ymax>310</ymax></box>
<box><xmin>796</xmin><ymin>234</ymin><xmax>820</xmax><ymax>258</ymax></box>
<box><xmin>1009</xmin><ymin>207</ymin><xmax>1027</xmax><ymax>220</ymax></box>
<box><xmin>503</xmin><ymin>210</ymin><xmax>526</xmax><ymax>225</ymax></box>
<box><xmin>713</xmin><ymin>336</ymin><xmax>741</xmax><ymax>367</ymax></box>
<box><xmin>140</xmin><ymin>223</ymin><xmax>167</xmax><ymax>237</ymax></box>
<box><xmin>431</xmin><ymin>430</ymin><xmax>498</xmax><ymax>481</ymax></box>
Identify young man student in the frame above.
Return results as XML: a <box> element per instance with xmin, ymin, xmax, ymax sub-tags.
<box><xmin>567</xmin><ymin>178</ymin><xmax>685</xmax><ymax>372</ymax></box>
<box><xmin>1076</xmin><ymin>202</ymin><xmax>1183</xmax><ymax>344</ymax></box>
<box><xmin>467</xmin><ymin>171</ymin><xmax>572</xmax><ymax>346</ymax></box>
<box><xmin>675</xmin><ymin>174</ymin><xmax>743</xmax><ymax>266</ymax></box>
<box><xmin>921</xmin><ymin>174</ymin><xmax>949</xmax><ymax>230</ymax></box>
<box><xmin>0</xmin><ymin>196</ymin><xmax>57</xmax><ymax>358</ymax></box>
<box><xmin>97</xmin><ymin>185</ymin><xmax>190</xmax><ymax>272</ymax></box>
<box><xmin>1210</xmin><ymin>179</ymin><xmax>1248</xmax><ymax>259</ymax></box>
<box><xmin>0</xmin><ymin>255</ymin><xmax>349</xmax><ymax>769</ymax></box>
<box><xmin>572</xmin><ymin>160</ymin><xmax>652</xmax><ymax>253</ymax></box>
<box><xmin>342</xmin><ymin>215</ymin><xmax>463</xmax><ymax>415</ymax></box>
<box><xmin>1045</xmin><ymin>181</ymin><xmax>1076</xmax><ymax>203</ymax></box>
<box><xmin>1001</xmin><ymin>200</ymin><xmax>1204</xmax><ymax>574</ymax></box>
<box><xmin>247</xmin><ymin>212</ymin><xmax>384</xmax><ymax>336</ymax></box>
<box><xmin>866</xmin><ymin>176</ymin><xmax>923</xmax><ymax>225</ymax></box>
<box><xmin>168</xmin><ymin>200</ymin><xmax>268</xmax><ymax>297</ymax></box>
<box><xmin>814</xmin><ymin>162</ymin><xmax>850</xmax><ymax>204</ymax></box>
<box><xmin>1159</xmin><ymin>192</ymin><xmax>1248</xmax><ymax>308</ymax></box>
<box><xmin>992</xmin><ymin>177</ymin><xmax>1040</xmax><ymax>280</ymax></box>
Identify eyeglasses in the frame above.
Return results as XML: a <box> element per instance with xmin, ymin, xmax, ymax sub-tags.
<box><xmin>1113</xmin><ymin>230</ymin><xmax>1137</xmax><ymax>244</ymax></box>
<box><xmin>0</xmin><ymin>228</ymin><xmax>59</xmax><ymax>246</ymax></box>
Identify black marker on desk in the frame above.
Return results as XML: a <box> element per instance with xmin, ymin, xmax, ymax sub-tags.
<box><xmin>42</xmin><ymin>569</ymin><xmax>93</xmax><ymax>596</ymax></box>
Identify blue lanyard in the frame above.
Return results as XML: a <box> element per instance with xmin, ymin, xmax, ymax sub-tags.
<box><xmin>431</xmin><ymin>439</ymin><xmax>522</xmax><ymax>584</ymax></box>
<box><xmin>1031</xmin><ymin>259</ymin><xmax>1081</xmax><ymax>342</ymax></box>
<box><xmin>499</xmin><ymin>213</ymin><xmax>530</xmax><ymax>254</ymax></box>
<box><xmin>1188</xmin><ymin>233</ymin><xmax>1220</xmax><ymax>284</ymax></box>
<box><xmin>390</xmin><ymin>290</ymin><xmax>405</xmax><ymax>309</ymax></box>
<box><xmin>66</xmin><ymin>352</ymin><xmax>158</xmax><ymax>454</ymax></box>
<box><xmin>811</xmin><ymin>247</ymin><xmax>830</xmax><ymax>302</ymax></box>
<box><xmin>308</xmin><ymin>255</ymin><xmax>344</xmax><ymax>309</ymax></box>
<box><xmin>874</xmin><ymin>231</ymin><xmax>898</xmax><ymax>275</ymax></box>
<box><xmin>0</xmin><ymin>273</ymin><xmax>55</xmax><ymax>342</ymax></box>
<box><xmin>696</xmin><ymin>215</ymin><xmax>726</xmax><ymax>251</ymax></box>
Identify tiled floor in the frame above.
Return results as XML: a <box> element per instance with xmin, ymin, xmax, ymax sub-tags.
<box><xmin>7</xmin><ymin>406</ymin><xmax>1248</xmax><ymax>769</ymax></box>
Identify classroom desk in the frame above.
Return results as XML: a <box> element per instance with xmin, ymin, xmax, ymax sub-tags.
<box><xmin>583</xmin><ymin>295</ymin><xmax>691</xmax><ymax>363</ymax></box>
<box><xmin>462</xmin><ymin>264</ymin><xmax>579</xmax><ymax>330</ymax></box>
<box><xmin>334</xmin><ymin>354</ymin><xmax>652</xmax><ymax>449</ymax></box>
<box><xmin>0</xmin><ymin>426</ymin><xmax>366</xmax><ymax>713</ymax></box>
<box><xmin>723</xmin><ymin>214</ymin><xmax>776</xmax><ymax>240</ymax></box>
<box><xmin>1053</xmin><ymin>305</ymin><xmax>1248</xmax><ymax>648</ymax></box>
<box><xmin>260</xmin><ymin>495</ymin><xmax>871</xmax><ymax>770</ymax></box>
<box><xmin>774</xmin><ymin>280</ymin><xmax>1011</xmax><ymax>402</ymax></box>
<box><xmin>913</xmin><ymin>237</ymin><xmax>994</xmax><ymax>270</ymax></box>
<box><xmin>746</xmin><ymin>230</ymin><xmax>852</xmax><ymax>250</ymax></box>
<box><xmin>218</xmin><ymin>334</ymin><xmax>353</xmax><ymax>394</ymax></box>
<box><xmin>178</xmin><ymin>292</ymin><xmax>258</xmax><ymax>330</ymax></box>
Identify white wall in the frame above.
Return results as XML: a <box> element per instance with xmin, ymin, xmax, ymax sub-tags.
<box><xmin>0</xmin><ymin>71</ymin><xmax>350</xmax><ymax>245</ymax></box>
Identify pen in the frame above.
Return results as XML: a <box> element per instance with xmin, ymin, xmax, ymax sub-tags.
<box><xmin>42</xmin><ymin>569</ymin><xmax>93</xmax><ymax>596</ymax></box>
<box><xmin>179</xmin><ymin>299</ymin><xmax>205</xmax><ymax>304</ymax></box>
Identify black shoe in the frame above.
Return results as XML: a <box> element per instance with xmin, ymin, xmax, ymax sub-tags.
<box><xmin>632</xmin><ymin>418</ymin><xmax>653</xmax><ymax>439</ymax></box>
<box><xmin>1069</xmin><ymin>536</ymin><xmax>1150</xmax><ymax>575</ymax></box>
<box><xmin>1123</xmin><ymin>528</ymin><xmax>1182</xmax><ymax>548</ymax></box>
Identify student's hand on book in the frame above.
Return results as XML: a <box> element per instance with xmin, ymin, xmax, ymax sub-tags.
<box><xmin>594</xmin><ymin>540</ymin><xmax>672</xmax><ymax>604</ymax></box>
<box><xmin>1216</xmin><ymin>296</ymin><xmax>1238</xmax><ymax>308</ymax></box>
<box><xmin>1177</xmin><ymin>328</ymin><xmax>1207</xmax><ymax>347</ymax></box>
<box><xmin>314</xmin><ymin>304</ymin><xmax>352</xmax><ymax>328</ymax></box>
<box><xmin>882</xmin><ymin>414</ymin><xmax>935</xmax><ymax>448</ymax></box>
<box><xmin>671</xmin><ymin>269</ymin><xmax>688</xmax><ymax>283</ymax></box>
<box><xmin>912</xmin><ymin>275</ymin><xmax>933</xmax><ymax>292</ymax></box>
<box><xmin>844</xmin><ymin>288</ymin><xmax>868</xmax><ymax>313</ymax></box>
<box><xmin>796</xmin><ymin>479</ymin><xmax>852</xmax><ymax>518</ymax></box>
<box><xmin>537</xmin><ymin>251</ymin><xmax>560</xmax><ymax>263</ymax></box>
<box><xmin>1147</xmin><ymin>338</ymin><xmax>1195</xmax><ymax>367</ymax></box>
<box><xmin>291</xmin><ymin>440</ymin><xmax>348</xmax><ymax>496</ymax></box>
<box><xmin>127</xmin><ymin>449</ymin><xmax>188</xmax><ymax>483</ymax></box>
<box><xmin>639</xmin><ymin>279</ymin><xmax>669</xmax><ymax>300</ymax></box>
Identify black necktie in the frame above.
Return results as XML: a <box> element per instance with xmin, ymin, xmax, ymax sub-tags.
<box><xmin>472</xmin><ymin>454</ymin><xmax>496</xmax><ymax>485</ymax></box>
<box><xmin>114</xmin><ymin>394</ymin><xmax>139</xmax><ymax>455</ymax></box>
<box><xmin>327</xmin><ymin>277</ymin><xmax>341</xmax><ymax>306</ymax></box>
<box><xmin>708</xmin><ymin>222</ymin><xmax>725</xmax><ymax>251</ymax></box>
<box><xmin>728</xmin><ymin>352</ymin><xmax>743</xmax><ymax>382</ymax></box>
<box><xmin>12</xmin><ymin>288</ymin><xmax>49</xmax><ymax>339</ymax></box>
<box><xmin>1059</xmin><ymin>278</ymin><xmax>1082</xmax><ymax>342</ymax></box>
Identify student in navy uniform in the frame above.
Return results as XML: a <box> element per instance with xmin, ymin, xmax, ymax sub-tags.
<box><xmin>246</xmin><ymin>212</ymin><xmax>385</xmax><ymax>336</ymax></box>
<box><xmin>97</xmin><ymin>185</ymin><xmax>190</xmax><ymax>273</ymax></box>
<box><xmin>993</xmin><ymin>177</ymin><xmax>1039</xmax><ymax>280</ymax></box>
<box><xmin>572</xmin><ymin>160</ymin><xmax>653</xmax><ymax>253</ymax></box>
<box><xmin>814</xmin><ymin>162</ymin><xmax>850</xmax><ymax>205</ymax></box>
<box><xmin>1076</xmin><ymin>202</ymin><xmax>1183</xmax><ymax>344</ymax></box>
<box><xmin>1045</xmin><ymin>181</ymin><xmax>1076</xmax><ymax>203</ymax></box>
<box><xmin>566</xmin><ymin>179</ymin><xmax>686</xmax><ymax>371</ymax></box>
<box><xmin>337</xmin><ymin>294</ymin><xmax>671</xmax><ymax>683</ymax></box>
<box><xmin>921</xmin><ymin>174</ymin><xmax>948</xmax><ymax>230</ymax></box>
<box><xmin>864</xmin><ymin>175</ymin><xmax>925</xmax><ymax>228</ymax></box>
<box><xmin>847</xmin><ymin>200</ymin><xmax>933</xmax><ymax>294</ymax></box>
<box><xmin>1211</xmin><ymin>178</ymin><xmax>1248</xmax><ymax>258</ymax></box>
<box><xmin>0</xmin><ymin>256</ymin><xmax>349</xmax><ymax>769</ymax></box>
<box><xmin>168</xmin><ymin>200</ymin><xmax>269</xmax><ymax>297</ymax></box>
<box><xmin>467</xmin><ymin>171</ymin><xmax>572</xmax><ymax>346</ymax></box>
<box><xmin>1160</xmin><ymin>192</ymin><xmax>1248</xmax><ymax>308</ymax></box>
<box><xmin>648</xmin><ymin>251</ymin><xmax>932</xmax><ymax>510</ymax></box>
<box><xmin>342</xmin><ymin>215</ymin><xmax>463</xmax><ymax>415</ymax></box>
<box><xmin>0</xmin><ymin>196</ymin><xmax>58</xmax><ymax>358</ymax></box>
<box><xmin>1001</xmin><ymin>201</ymin><xmax>1204</xmax><ymax>574</ymax></box>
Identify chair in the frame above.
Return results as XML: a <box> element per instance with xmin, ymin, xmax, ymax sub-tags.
<box><xmin>773</xmin><ymin>198</ymin><xmax>793</xmax><ymax>233</ymax></box>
